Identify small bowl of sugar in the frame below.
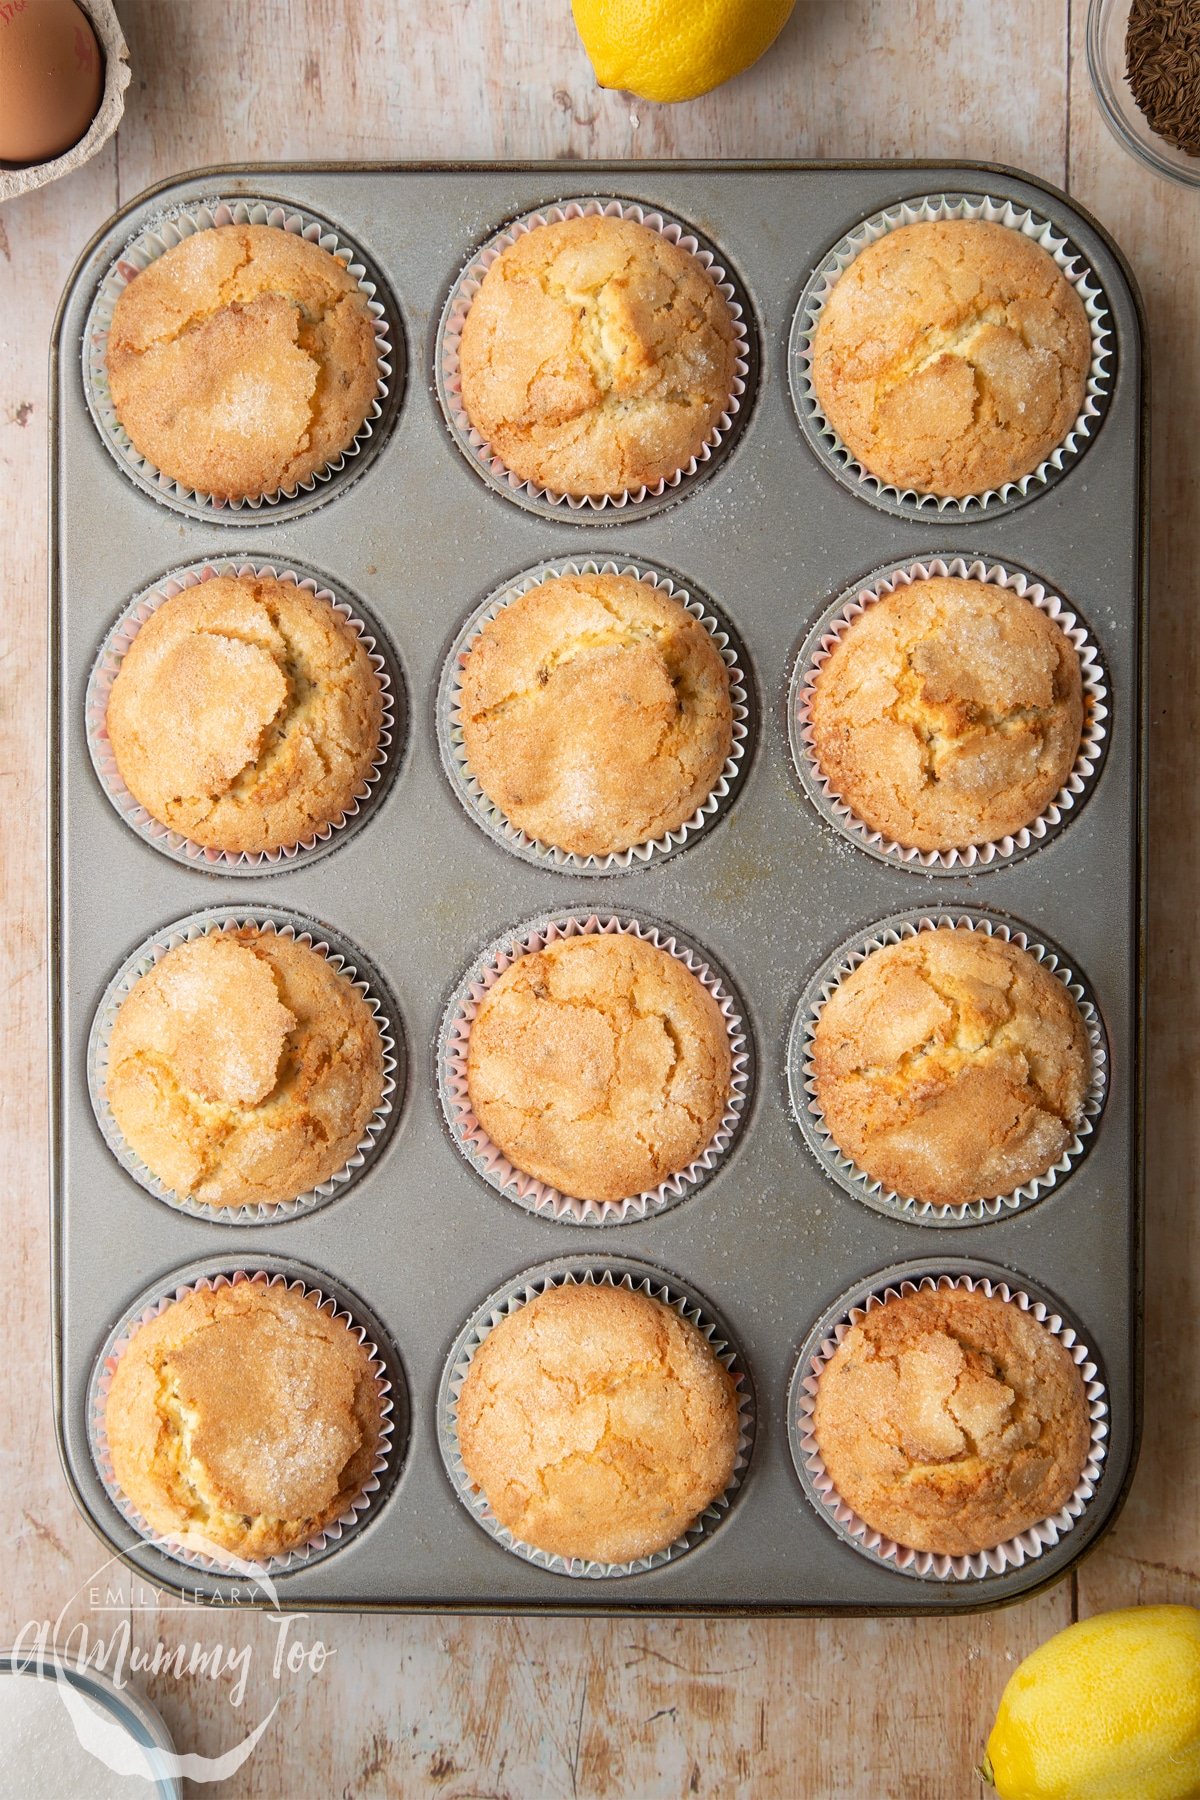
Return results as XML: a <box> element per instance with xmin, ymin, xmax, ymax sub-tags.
<box><xmin>0</xmin><ymin>1652</ymin><xmax>180</xmax><ymax>1799</ymax></box>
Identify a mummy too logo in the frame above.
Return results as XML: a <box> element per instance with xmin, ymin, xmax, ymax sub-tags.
<box><xmin>12</xmin><ymin>1541</ymin><xmax>333</xmax><ymax>1782</ymax></box>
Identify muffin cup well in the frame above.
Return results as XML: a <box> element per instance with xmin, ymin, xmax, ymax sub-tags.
<box><xmin>438</xmin><ymin>1258</ymin><xmax>755</xmax><ymax>1580</ymax></box>
<box><xmin>83</xmin><ymin>197</ymin><xmax>399</xmax><ymax>520</ymax></box>
<box><xmin>787</xmin><ymin>1264</ymin><xmax>1109</xmax><ymax>1581</ymax></box>
<box><xmin>88</xmin><ymin>1265</ymin><xmax>398</xmax><ymax>1578</ymax></box>
<box><xmin>88</xmin><ymin>908</ymin><xmax>400</xmax><ymax>1226</ymax></box>
<box><xmin>789</xmin><ymin>555</ymin><xmax>1109</xmax><ymax>873</ymax></box>
<box><xmin>437</xmin><ymin>557</ymin><xmax>751</xmax><ymax>873</ymax></box>
<box><xmin>87</xmin><ymin>559</ymin><xmax>400</xmax><ymax>873</ymax></box>
<box><xmin>435</xmin><ymin>196</ymin><xmax>753</xmax><ymax>520</ymax></box>
<box><xmin>438</xmin><ymin>911</ymin><xmax>752</xmax><ymax>1226</ymax></box>
<box><xmin>787</xmin><ymin>909</ymin><xmax>1109</xmax><ymax>1225</ymax></box>
<box><xmin>789</xmin><ymin>192</ymin><xmax>1113</xmax><ymax>518</ymax></box>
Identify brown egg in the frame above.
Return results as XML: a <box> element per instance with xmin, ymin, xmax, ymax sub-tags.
<box><xmin>0</xmin><ymin>0</ymin><xmax>104</xmax><ymax>165</ymax></box>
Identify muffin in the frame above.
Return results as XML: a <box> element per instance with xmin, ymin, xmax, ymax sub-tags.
<box><xmin>459</xmin><ymin>572</ymin><xmax>734</xmax><ymax>857</ymax></box>
<box><xmin>105</xmin><ymin>928</ymin><xmax>386</xmax><ymax>1208</ymax></box>
<box><xmin>811</xmin><ymin>1284</ymin><xmax>1092</xmax><ymax>1556</ymax></box>
<box><xmin>457</xmin><ymin>1281</ymin><xmax>740</xmax><ymax>1563</ymax></box>
<box><xmin>810</xmin><ymin>219</ymin><xmax>1092</xmax><ymax>497</ymax></box>
<box><xmin>105</xmin><ymin>574</ymin><xmax>385</xmax><ymax>856</ymax></box>
<box><xmin>106</xmin><ymin>223</ymin><xmax>379</xmax><ymax>501</ymax></box>
<box><xmin>811</xmin><ymin>927</ymin><xmax>1091</xmax><ymax>1208</ymax></box>
<box><xmin>465</xmin><ymin>933</ymin><xmax>731</xmax><ymax>1204</ymax></box>
<box><xmin>104</xmin><ymin>1279</ymin><xmax>385</xmax><ymax>1560</ymax></box>
<box><xmin>807</xmin><ymin>577</ymin><xmax>1084</xmax><ymax>852</ymax></box>
<box><xmin>457</xmin><ymin>213</ymin><xmax>739</xmax><ymax>498</ymax></box>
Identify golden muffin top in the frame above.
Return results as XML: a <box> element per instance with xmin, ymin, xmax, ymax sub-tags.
<box><xmin>107</xmin><ymin>224</ymin><xmax>379</xmax><ymax>501</ymax></box>
<box><xmin>460</xmin><ymin>572</ymin><xmax>733</xmax><ymax>858</ymax></box>
<box><xmin>811</xmin><ymin>928</ymin><xmax>1090</xmax><ymax>1208</ymax></box>
<box><xmin>465</xmin><ymin>932</ymin><xmax>732</xmax><ymax>1205</ymax></box>
<box><xmin>812</xmin><ymin>1284</ymin><xmax>1092</xmax><ymax>1556</ymax></box>
<box><xmin>458</xmin><ymin>214</ymin><xmax>738</xmax><ymax>497</ymax></box>
<box><xmin>106</xmin><ymin>929</ymin><xmax>385</xmax><ymax>1209</ymax></box>
<box><xmin>106</xmin><ymin>573</ymin><xmax>384</xmax><ymax>855</ymax></box>
<box><xmin>105</xmin><ymin>1279</ymin><xmax>385</xmax><ymax>1560</ymax></box>
<box><xmin>810</xmin><ymin>219</ymin><xmax>1091</xmax><ymax>498</ymax></box>
<box><xmin>457</xmin><ymin>1281</ymin><xmax>740</xmax><ymax>1563</ymax></box>
<box><xmin>808</xmin><ymin>576</ymin><xmax>1084</xmax><ymax>852</ymax></box>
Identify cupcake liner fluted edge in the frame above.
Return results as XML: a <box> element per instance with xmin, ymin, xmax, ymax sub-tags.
<box><xmin>435</xmin><ymin>196</ymin><xmax>753</xmax><ymax>520</ymax></box>
<box><xmin>789</xmin><ymin>192</ymin><xmax>1114</xmax><ymax>519</ymax></box>
<box><xmin>438</xmin><ymin>911</ymin><xmax>752</xmax><ymax>1226</ymax></box>
<box><xmin>438</xmin><ymin>558</ymin><xmax>751</xmax><ymax>873</ymax></box>
<box><xmin>789</xmin><ymin>556</ymin><xmax>1110</xmax><ymax>873</ymax></box>
<box><xmin>787</xmin><ymin>1265</ymin><xmax>1109</xmax><ymax>1581</ymax></box>
<box><xmin>88</xmin><ymin>1265</ymin><xmax>400</xmax><ymax>1579</ymax></box>
<box><xmin>83</xmin><ymin>197</ymin><xmax>399</xmax><ymax>520</ymax></box>
<box><xmin>87</xmin><ymin>908</ymin><xmax>401</xmax><ymax>1226</ymax></box>
<box><xmin>86</xmin><ymin>559</ymin><xmax>401</xmax><ymax>873</ymax></box>
<box><xmin>787</xmin><ymin>909</ymin><xmax>1109</xmax><ymax>1226</ymax></box>
<box><xmin>438</xmin><ymin>1258</ymin><xmax>755</xmax><ymax>1579</ymax></box>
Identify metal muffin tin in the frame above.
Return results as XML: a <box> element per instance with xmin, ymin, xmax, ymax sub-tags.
<box><xmin>50</xmin><ymin>162</ymin><xmax>1145</xmax><ymax>1615</ymax></box>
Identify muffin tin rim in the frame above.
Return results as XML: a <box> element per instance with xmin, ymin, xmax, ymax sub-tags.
<box><xmin>84</xmin><ymin>555</ymin><xmax>406</xmax><ymax>875</ymax></box>
<box><xmin>436</xmin><ymin>553</ymin><xmax>753</xmax><ymax>874</ymax></box>
<box><xmin>784</xmin><ymin>1257</ymin><xmax>1109</xmax><ymax>1582</ymax></box>
<box><xmin>436</xmin><ymin>1254</ymin><xmax>756</xmax><ymax>1580</ymax></box>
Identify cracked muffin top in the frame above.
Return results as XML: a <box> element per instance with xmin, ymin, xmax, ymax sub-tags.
<box><xmin>106</xmin><ymin>224</ymin><xmax>380</xmax><ymax>501</ymax></box>
<box><xmin>105</xmin><ymin>573</ymin><xmax>385</xmax><ymax>856</ymax></box>
<box><xmin>812</xmin><ymin>1284</ymin><xmax>1092</xmax><ymax>1556</ymax></box>
<box><xmin>105</xmin><ymin>1279</ymin><xmax>385</xmax><ymax>1560</ymax></box>
<box><xmin>457</xmin><ymin>1281</ymin><xmax>740</xmax><ymax>1563</ymax></box>
<box><xmin>459</xmin><ymin>571</ymin><xmax>734</xmax><ymax>858</ymax></box>
<box><xmin>457</xmin><ymin>214</ymin><xmax>739</xmax><ymax>498</ymax></box>
<box><xmin>807</xmin><ymin>576</ymin><xmax>1084</xmax><ymax>852</ymax></box>
<box><xmin>811</xmin><ymin>927</ymin><xmax>1090</xmax><ymax>1208</ymax></box>
<box><xmin>465</xmin><ymin>932</ymin><xmax>732</xmax><ymax>1205</ymax></box>
<box><xmin>106</xmin><ymin>928</ymin><xmax>385</xmax><ymax>1209</ymax></box>
<box><xmin>810</xmin><ymin>219</ymin><xmax>1091</xmax><ymax>497</ymax></box>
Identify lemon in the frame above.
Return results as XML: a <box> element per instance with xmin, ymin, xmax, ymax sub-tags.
<box><xmin>983</xmin><ymin>1605</ymin><xmax>1200</xmax><ymax>1800</ymax></box>
<box><xmin>571</xmin><ymin>0</ymin><xmax>796</xmax><ymax>104</ymax></box>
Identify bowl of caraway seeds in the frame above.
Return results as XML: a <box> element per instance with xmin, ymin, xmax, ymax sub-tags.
<box><xmin>1089</xmin><ymin>0</ymin><xmax>1200</xmax><ymax>185</ymax></box>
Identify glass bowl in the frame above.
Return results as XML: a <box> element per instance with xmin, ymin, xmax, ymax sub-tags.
<box><xmin>1088</xmin><ymin>0</ymin><xmax>1200</xmax><ymax>187</ymax></box>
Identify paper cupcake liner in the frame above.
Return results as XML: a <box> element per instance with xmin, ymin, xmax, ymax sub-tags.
<box><xmin>87</xmin><ymin>908</ymin><xmax>401</xmax><ymax>1226</ymax></box>
<box><xmin>789</xmin><ymin>556</ymin><xmax>1110</xmax><ymax>872</ymax></box>
<box><xmin>789</xmin><ymin>193</ymin><xmax>1114</xmax><ymax>518</ymax></box>
<box><xmin>787</xmin><ymin>909</ymin><xmax>1109</xmax><ymax>1225</ymax></box>
<box><xmin>435</xmin><ymin>196</ymin><xmax>753</xmax><ymax>519</ymax></box>
<box><xmin>438</xmin><ymin>558</ymin><xmax>751</xmax><ymax>873</ymax></box>
<box><xmin>83</xmin><ymin>197</ymin><xmax>399</xmax><ymax>520</ymax></box>
<box><xmin>438</xmin><ymin>1258</ymin><xmax>755</xmax><ymax>1579</ymax></box>
<box><xmin>88</xmin><ymin>1264</ymin><xmax>399</xmax><ymax>1578</ymax></box>
<box><xmin>438</xmin><ymin>911</ymin><xmax>752</xmax><ymax>1225</ymax></box>
<box><xmin>787</xmin><ymin>1264</ymin><xmax>1109</xmax><ymax>1581</ymax></box>
<box><xmin>86</xmin><ymin>559</ymin><xmax>400</xmax><ymax>873</ymax></box>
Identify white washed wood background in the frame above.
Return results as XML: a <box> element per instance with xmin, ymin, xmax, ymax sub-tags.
<box><xmin>2</xmin><ymin>3</ymin><xmax>1193</xmax><ymax>1794</ymax></box>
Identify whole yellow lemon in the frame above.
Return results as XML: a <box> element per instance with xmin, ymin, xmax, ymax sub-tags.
<box><xmin>571</xmin><ymin>0</ymin><xmax>797</xmax><ymax>104</ymax></box>
<box><xmin>983</xmin><ymin>1605</ymin><xmax>1200</xmax><ymax>1800</ymax></box>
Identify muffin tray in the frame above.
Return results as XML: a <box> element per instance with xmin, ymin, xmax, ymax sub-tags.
<box><xmin>50</xmin><ymin>162</ymin><xmax>1145</xmax><ymax>1614</ymax></box>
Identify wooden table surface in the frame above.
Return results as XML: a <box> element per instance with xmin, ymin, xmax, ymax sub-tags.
<box><xmin>2</xmin><ymin>3</ymin><xmax>1192</xmax><ymax>1794</ymax></box>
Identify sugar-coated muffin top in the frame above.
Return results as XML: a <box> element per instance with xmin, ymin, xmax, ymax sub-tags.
<box><xmin>106</xmin><ymin>929</ymin><xmax>385</xmax><ymax>1209</ymax></box>
<box><xmin>105</xmin><ymin>1279</ymin><xmax>384</xmax><ymax>1560</ymax></box>
<box><xmin>458</xmin><ymin>214</ymin><xmax>738</xmax><ymax>497</ymax></box>
<box><xmin>811</xmin><ymin>219</ymin><xmax>1091</xmax><ymax>497</ymax></box>
<box><xmin>811</xmin><ymin>928</ymin><xmax>1090</xmax><ymax>1208</ymax></box>
<box><xmin>808</xmin><ymin>577</ymin><xmax>1084</xmax><ymax>852</ymax></box>
<box><xmin>465</xmin><ymin>932</ymin><xmax>732</xmax><ymax>1205</ymax></box>
<box><xmin>460</xmin><ymin>572</ymin><xmax>733</xmax><ymax>857</ymax></box>
<box><xmin>812</xmin><ymin>1284</ymin><xmax>1092</xmax><ymax>1556</ymax></box>
<box><xmin>107</xmin><ymin>224</ymin><xmax>379</xmax><ymax>500</ymax></box>
<box><xmin>106</xmin><ymin>573</ymin><xmax>384</xmax><ymax>855</ymax></box>
<box><xmin>457</xmin><ymin>1281</ymin><xmax>740</xmax><ymax>1563</ymax></box>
